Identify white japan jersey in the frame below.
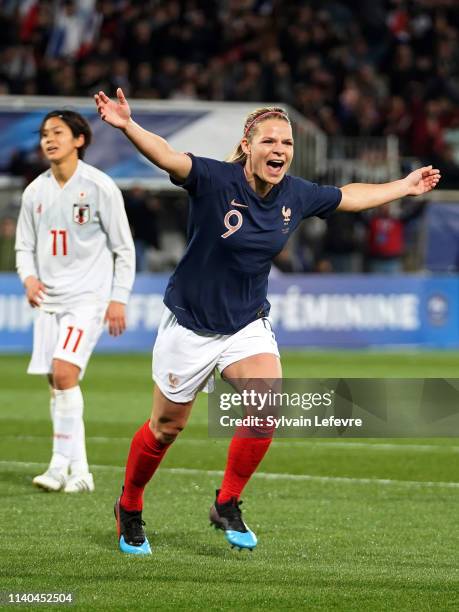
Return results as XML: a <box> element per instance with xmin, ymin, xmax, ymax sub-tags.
<box><xmin>15</xmin><ymin>160</ymin><xmax>135</xmax><ymax>311</ymax></box>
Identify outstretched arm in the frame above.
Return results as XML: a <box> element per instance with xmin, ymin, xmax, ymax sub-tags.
<box><xmin>338</xmin><ymin>165</ymin><xmax>441</xmax><ymax>212</ymax></box>
<box><xmin>94</xmin><ymin>88</ymin><xmax>192</xmax><ymax>182</ymax></box>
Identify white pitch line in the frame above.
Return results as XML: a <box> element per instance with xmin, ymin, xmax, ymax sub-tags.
<box><xmin>3</xmin><ymin>435</ymin><xmax>459</xmax><ymax>453</ymax></box>
<box><xmin>1</xmin><ymin>460</ymin><xmax>458</xmax><ymax>489</ymax></box>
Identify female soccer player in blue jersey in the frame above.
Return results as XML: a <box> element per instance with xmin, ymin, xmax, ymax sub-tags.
<box><xmin>95</xmin><ymin>88</ymin><xmax>440</xmax><ymax>555</ymax></box>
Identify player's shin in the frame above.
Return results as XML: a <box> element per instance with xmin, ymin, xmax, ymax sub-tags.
<box><xmin>218</xmin><ymin>422</ymin><xmax>274</xmax><ymax>503</ymax></box>
<box><xmin>70</xmin><ymin>417</ymin><xmax>89</xmax><ymax>475</ymax></box>
<box><xmin>120</xmin><ymin>420</ymin><xmax>173</xmax><ymax>511</ymax></box>
<box><xmin>49</xmin><ymin>386</ymin><xmax>56</xmax><ymax>422</ymax></box>
<box><xmin>49</xmin><ymin>385</ymin><xmax>84</xmax><ymax>472</ymax></box>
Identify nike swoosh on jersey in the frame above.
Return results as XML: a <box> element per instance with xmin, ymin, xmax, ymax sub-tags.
<box><xmin>230</xmin><ymin>199</ymin><xmax>249</xmax><ymax>208</ymax></box>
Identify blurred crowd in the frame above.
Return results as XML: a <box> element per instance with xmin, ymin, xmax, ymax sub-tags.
<box><xmin>1</xmin><ymin>0</ymin><xmax>459</xmax><ymax>166</ymax></box>
<box><xmin>0</xmin><ymin>0</ymin><xmax>456</xmax><ymax>273</ymax></box>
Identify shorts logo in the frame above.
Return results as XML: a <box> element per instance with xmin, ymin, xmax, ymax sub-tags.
<box><xmin>36</xmin><ymin>203</ymin><xmax>42</xmax><ymax>214</ymax></box>
<box><xmin>281</xmin><ymin>206</ymin><xmax>291</xmax><ymax>234</ymax></box>
<box><xmin>168</xmin><ymin>373</ymin><xmax>179</xmax><ymax>388</ymax></box>
<box><xmin>73</xmin><ymin>204</ymin><xmax>90</xmax><ymax>225</ymax></box>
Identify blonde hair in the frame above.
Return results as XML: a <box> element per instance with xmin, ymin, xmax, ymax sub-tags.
<box><xmin>226</xmin><ymin>106</ymin><xmax>291</xmax><ymax>164</ymax></box>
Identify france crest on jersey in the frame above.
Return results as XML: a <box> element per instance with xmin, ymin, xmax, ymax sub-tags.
<box><xmin>165</xmin><ymin>155</ymin><xmax>342</xmax><ymax>334</ymax></box>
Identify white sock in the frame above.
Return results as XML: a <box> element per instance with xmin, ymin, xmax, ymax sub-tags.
<box><xmin>48</xmin><ymin>388</ymin><xmax>65</xmax><ymax>470</ymax></box>
<box><xmin>49</xmin><ymin>386</ymin><xmax>84</xmax><ymax>472</ymax></box>
<box><xmin>70</xmin><ymin>416</ymin><xmax>89</xmax><ymax>475</ymax></box>
<box><xmin>49</xmin><ymin>386</ymin><xmax>56</xmax><ymax>422</ymax></box>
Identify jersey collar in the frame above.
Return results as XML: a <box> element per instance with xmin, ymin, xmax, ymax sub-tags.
<box><xmin>49</xmin><ymin>159</ymin><xmax>83</xmax><ymax>191</ymax></box>
<box><xmin>238</xmin><ymin>163</ymin><xmax>285</xmax><ymax>205</ymax></box>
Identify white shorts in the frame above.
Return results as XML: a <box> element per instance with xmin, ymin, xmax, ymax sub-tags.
<box><xmin>27</xmin><ymin>303</ymin><xmax>106</xmax><ymax>378</ymax></box>
<box><xmin>152</xmin><ymin>307</ymin><xmax>280</xmax><ymax>402</ymax></box>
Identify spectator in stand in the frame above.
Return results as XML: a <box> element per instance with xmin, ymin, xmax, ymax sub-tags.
<box><xmin>365</xmin><ymin>200</ymin><xmax>426</xmax><ymax>274</ymax></box>
<box><xmin>384</xmin><ymin>96</ymin><xmax>412</xmax><ymax>156</ymax></box>
<box><xmin>323</xmin><ymin>211</ymin><xmax>366</xmax><ymax>273</ymax></box>
<box><xmin>122</xmin><ymin>20</ymin><xmax>153</xmax><ymax>73</ymax></box>
<box><xmin>123</xmin><ymin>187</ymin><xmax>160</xmax><ymax>273</ymax></box>
<box><xmin>430</xmin><ymin>144</ymin><xmax>459</xmax><ymax>189</ymax></box>
<box><xmin>0</xmin><ymin>214</ymin><xmax>17</xmax><ymax>272</ymax></box>
<box><xmin>8</xmin><ymin>145</ymin><xmax>49</xmax><ymax>185</ymax></box>
<box><xmin>111</xmin><ymin>58</ymin><xmax>131</xmax><ymax>96</ymax></box>
<box><xmin>0</xmin><ymin>44</ymin><xmax>36</xmax><ymax>93</ymax></box>
<box><xmin>77</xmin><ymin>57</ymin><xmax>112</xmax><ymax>96</ymax></box>
<box><xmin>51</xmin><ymin>61</ymin><xmax>78</xmax><ymax>96</ymax></box>
<box><xmin>153</xmin><ymin>57</ymin><xmax>180</xmax><ymax>98</ymax></box>
<box><xmin>132</xmin><ymin>62</ymin><xmax>158</xmax><ymax>99</ymax></box>
<box><xmin>45</xmin><ymin>0</ymin><xmax>100</xmax><ymax>60</ymax></box>
<box><xmin>411</xmin><ymin>99</ymin><xmax>446</xmax><ymax>159</ymax></box>
<box><xmin>388</xmin><ymin>44</ymin><xmax>417</xmax><ymax>99</ymax></box>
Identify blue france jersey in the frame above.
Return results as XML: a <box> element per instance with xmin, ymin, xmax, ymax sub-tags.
<box><xmin>164</xmin><ymin>155</ymin><xmax>341</xmax><ymax>333</ymax></box>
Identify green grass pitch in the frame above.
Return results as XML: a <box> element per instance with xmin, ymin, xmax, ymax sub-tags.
<box><xmin>1</xmin><ymin>352</ymin><xmax>458</xmax><ymax>611</ymax></box>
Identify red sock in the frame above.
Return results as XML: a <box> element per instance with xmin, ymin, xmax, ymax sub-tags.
<box><xmin>120</xmin><ymin>420</ymin><xmax>171</xmax><ymax>511</ymax></box>
<box><xmin>218</xmin><ymin>428</ymin><xmax>273</xmax><ymax>504</ymax></box>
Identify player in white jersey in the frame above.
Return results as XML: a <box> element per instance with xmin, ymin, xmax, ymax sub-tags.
<box><xmin>15</xmin><ymin>110</ymin><xmax>135</xmax><ymax>493</ymax></box>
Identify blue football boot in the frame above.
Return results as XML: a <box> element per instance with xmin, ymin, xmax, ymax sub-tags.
<box><xmin>114</xmin><ymin>496</ymin><xmax>152</xmax><ymax>555</ymax></box>
<box><xmin>209</xmin><ymin>489</ymin><xmax>257</xmax><ymax>551</ymax></box>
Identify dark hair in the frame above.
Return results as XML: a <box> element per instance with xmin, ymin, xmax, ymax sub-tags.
<box><xmin>39</xmin><ymin>110</ymin><xmax>92</xmax><ymax>159</ymax></box>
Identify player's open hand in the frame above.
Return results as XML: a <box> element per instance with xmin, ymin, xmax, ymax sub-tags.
<box><xmin>105</xmin><ymin>301</ymin><xmax>127</xmax><ymax>337</ymax></box>
<box><xmin>94</xmin><ymin>88</ymin><xmax>131</xmax><ymax>129</ymax></box>
<box><xmin>404</xmin><ymin>165</ymin><xmax>441</xmax><ymax>196</ymax></box>
<box><xmin>24</xmin><ymin>276</ymin><xmax>46</xmax><ymax>308</ymax></box>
